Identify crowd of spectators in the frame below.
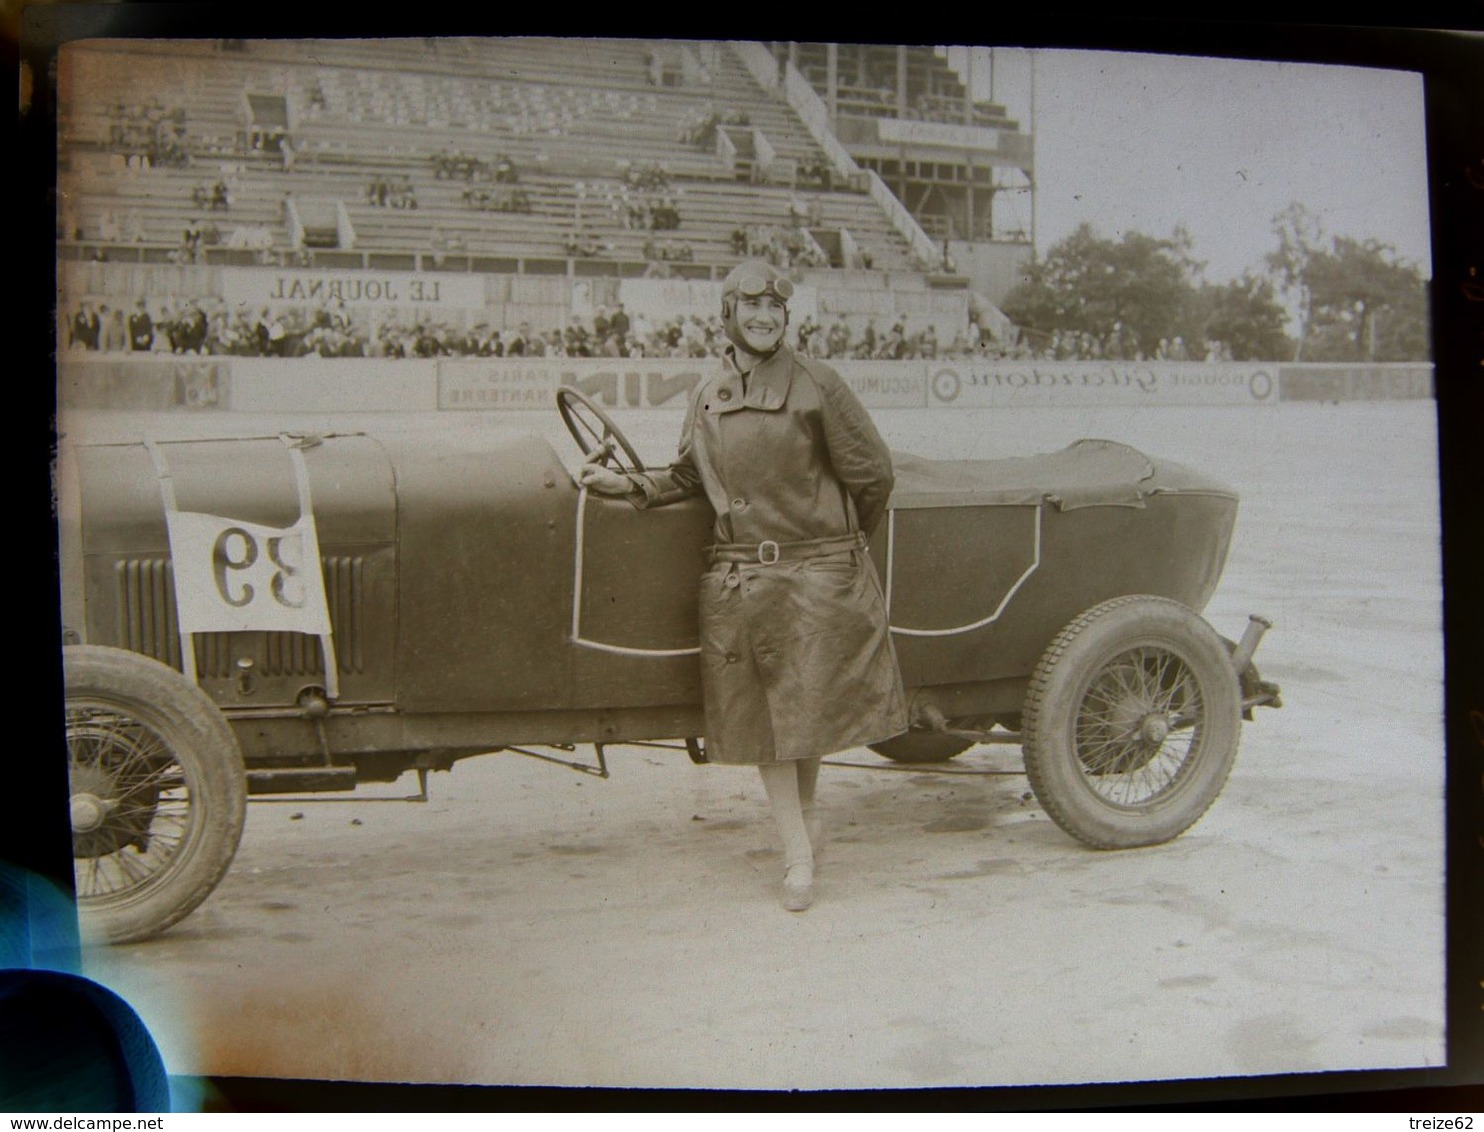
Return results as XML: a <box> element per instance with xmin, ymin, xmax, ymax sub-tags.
<box><xmin>791</xmin><ymin>316</ymin><xmax>959</xmax><ymax>361</ymax></box>
<box><xmin>191</xmin><ymin>179</ymin><xmax>233</xmax><ymax>212</ymax></box>
<box><xmin>623</xmin><ymin>163</ymin><xmax>671</xmax><ymax>193</ymax></box>
<box><xmin>73</xmin><ymin>205</ymin><xmax>147</xmax><ymax>245</ymax></box>
<box><xmin>106</xmin><ymin>98</ymin><xmax>191</xmax><ymax>168</ymax></box>
<box><xmin>432</xmin><ymin>149</ymin><xmax>494</xmax><ymax>181</ymax></box>
<box><xmin>66</xmin><ymin>297</ymin><xmax>232</xmax><ymax>356</ymax></box>
<box><xmin>67</xmin><ymin>296</ymin><xmax>1118</xmax><ymax>365</ymax></box>
<box><xmin>731</xmin><ymin>223</ymin><xmax>829</xmax><ymax>270</ymax></box>
<box><xmin>561</xmin><ymin>228</ymin><xmax>613</xmax><ymax>258</ymax></box>
<box><xmin>597</xmin><ymin>164</ymin><xmax>683</xmax><ymax>235</ymax></box>
<box><xmin>462</xmin><ymin>184</ymin><xmax>531</xmax><ymax>213</ymax></box>
<box><xmin>1027</xmin><ymin>328</ymin><xmax>1215</xmax><ymax>362</ymax></box>
<box><xmin>366</xmin><ymin>174</ymin><xmax>420</xmax><ymax>209</ymax></box>
<box><xmin>641</xmin><ymin>237</ymin><xmax>695</xmax><ymax>264</ymax></box>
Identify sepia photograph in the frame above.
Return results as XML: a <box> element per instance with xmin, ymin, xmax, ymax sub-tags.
<box><xmin>15</xmin><ymin>10</ymin><xmax>1482</xmax><ymax>1111</ymax></box>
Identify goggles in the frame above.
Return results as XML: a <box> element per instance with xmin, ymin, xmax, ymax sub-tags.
<box><xmin>730</xmin><ymin>272</ymin><xmax>795</xmax><ymax>302</ymax></box>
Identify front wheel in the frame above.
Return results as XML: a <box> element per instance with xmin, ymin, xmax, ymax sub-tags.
<box><xmin>1021</xmin><ymin>596</ymin><xmax>1241</xmax><ymax>849</ymax></box>
<box><xmin>65</xmin><ymin>646</ymin><xmax>247</xmax><ymax>944</ymax></box>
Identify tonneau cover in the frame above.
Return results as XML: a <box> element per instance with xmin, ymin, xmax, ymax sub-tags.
<box><xmin>889</xmin><ymin>439</ymin><xmax>1235</xmax><ymax>511</ymax></box>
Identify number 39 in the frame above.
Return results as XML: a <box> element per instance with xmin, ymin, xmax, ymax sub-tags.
<box><xmin>212</xmin><ymin>527</ymin><xmax>306</xmax><ymax>609</ymax></box>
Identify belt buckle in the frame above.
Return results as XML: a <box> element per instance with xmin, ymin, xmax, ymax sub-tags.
<box><xmin>757</xmin><ymin>540</ymin><xmax>781</xmax><ymax>565</ymax></box>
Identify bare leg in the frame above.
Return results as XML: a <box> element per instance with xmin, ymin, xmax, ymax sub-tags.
<box><xmin>758</xmin><ymin>761</ymin><xmax>814</xmax><ymax>911</ymax></box>
<box><xmin>796</xmin><ymin>757</ymin><xmax>821</xmax><ymax>809</ymax></box>
<box><xmin>796</xmin><ymin>757</ymin><xmax>823</xmax><ymax>855</ymax></box>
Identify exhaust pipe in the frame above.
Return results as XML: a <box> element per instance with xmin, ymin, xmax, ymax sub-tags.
<box><xmin>1230</xmin><ymin>614</ymin><xmax>1273</xmax><ymax>674</ymax></box>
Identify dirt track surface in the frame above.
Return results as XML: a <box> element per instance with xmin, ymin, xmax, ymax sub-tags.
<box><xmin>74</xmin><ymin>401</ymin><xmax>1445</xmax><ymax>1093</ymax></box>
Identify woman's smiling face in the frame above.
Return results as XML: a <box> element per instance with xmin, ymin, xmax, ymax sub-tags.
<box><xmin>732</xmin><ymin>292</ymin><xmax>788</xmax><ymax>358</ymax></box>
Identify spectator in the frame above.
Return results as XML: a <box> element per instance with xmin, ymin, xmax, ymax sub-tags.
<box><xmin>127</xmin><ymin>300</ymin><xmax>154</xmax><ymax>352</ymax></box>
<box><xmin>609</xmin><ymin>303</ymin><xmax>630</xmax><ymax>341</ymax></box>
<box><xmin>506</xmin><ymin>322</ymin><xmax>533</xmax><ymax>357</ymax></box>
<box><xmin>181</xmin><ymin>217</ymin><xmax>204</xmax><ymax>264</ymax></box>
<box><xmin>794</xmin><ymin>314</ymin><xmax>819</xmax><ymax>355</ymax></box>
<box><xmin>173</xmin><ymin>302</ymin><xmax>209</xmax><ymax>355</ymax></box>
<box><xmin>827</xmin><ymin>320</ymin><xmax>850</xmax><ymax>358</ymax></box>
<box><xmin>919</xmin><ymin>324</ymin><xmax>938</xmax><ymax>360</ymax></box>
<box><xmin>563</xmin><ymin>228</ymin><xmax>607</xmax><ymax>258</ymax></box>
<box><xmin>265</xmin><ymin>311</ymin><xmax>290</xmax><ymax>356</ymax></box>
<box><xmin>68</xmin><ymin>301</ymin><xmax>101</xmax><ymax>351</ymax></box>
<box><xmin>101</xmin><ymin>305</ymin><xmax>127</xmax><ymax>353</ymax></box>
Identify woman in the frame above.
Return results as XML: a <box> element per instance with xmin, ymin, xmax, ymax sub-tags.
<box><xmin>581</xmin><ymin>260</ymin><xmax>907</xmax><ymax>911</ymax></box>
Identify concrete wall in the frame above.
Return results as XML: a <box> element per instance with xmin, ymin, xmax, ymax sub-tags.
<box><xmin>56</xmin><ymin>356</ymin><xmax>1435</xmax><ymax>414</ymax></box>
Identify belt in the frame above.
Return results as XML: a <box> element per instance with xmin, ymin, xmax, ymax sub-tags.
<box><xmin>708</xmin><ymin>531</ymin><xmax>866</xmax><ymax>566</ymax></box>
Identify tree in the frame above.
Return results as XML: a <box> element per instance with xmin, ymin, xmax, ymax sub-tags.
<box><xmin>1263</xmin><ymin>203</ymin><xmax>1430</xmax><ymax>361</ymax></box>
<box><xmin>1302</xmin><ymin>236</ymin><xmax>1430</xmax><ymax>362</ymax></box>
<box><xmin>1264</xmin><ymin>202</ymin><xmax>1325</xmax><ymax>360</ymax></box>
<box><xmin>1001</xmin><ymin>223</ymin><xmax>1206</xmax><ymax>359</ymax></box>
<box><xmin>1199</xmin><ymin>273</ymin><xmax>1293</xmax><ymax>361</ymax></box>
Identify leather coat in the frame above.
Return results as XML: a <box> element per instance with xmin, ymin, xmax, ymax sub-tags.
<box><xmin>628</xmin><ymin>345</ymin><xmax>907</xmax><ymax>764</ymax></box>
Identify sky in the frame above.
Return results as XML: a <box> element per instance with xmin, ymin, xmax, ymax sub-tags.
<box><xmin>942</xmin><ymin>47</ymin><xmax>1433</xmax><ymax>284</ymax></box>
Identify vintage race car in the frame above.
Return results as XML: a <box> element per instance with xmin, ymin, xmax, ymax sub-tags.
<box><xmin>58</xmin><ymin>390</ymin><xmax>1280</xmax><ymax>943</ymax></box>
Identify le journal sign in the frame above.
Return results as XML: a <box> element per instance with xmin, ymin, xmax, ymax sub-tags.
<box><xmin>221</xmin><ymin>268</ymin><xmax>485</xmax><ymax>309</ymax></box>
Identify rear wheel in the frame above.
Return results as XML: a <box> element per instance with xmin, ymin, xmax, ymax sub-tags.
<box><xmin>1021</xmin><ymin>596</ymin><xmax>1241</xmax><ymax>849</ymax></box>
<box><xmin>65</xmin><ymin>646</ymin><xmax>246</xmax><ymax>944</ymax></box>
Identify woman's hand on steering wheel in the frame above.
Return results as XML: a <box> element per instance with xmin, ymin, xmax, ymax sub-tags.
<box><xmin>579</xmin><ymin>448</ymin><xmax>636</xmax><ymax>496</ymax></box>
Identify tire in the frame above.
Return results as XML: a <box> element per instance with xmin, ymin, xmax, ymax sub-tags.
<box><xmin>64</xmin><ymin>645</ymin><xmax>247</xmax><ymax>944</ymax></box>
<box><xmin>1021</xmin><ymin>596</ymin><xmax>1241</xmax><ymax>849</ymax></box>
<box><xmin>869</xmin><ymin>732</ymin><xmax>973</xmax><ymax>764</ymax></box>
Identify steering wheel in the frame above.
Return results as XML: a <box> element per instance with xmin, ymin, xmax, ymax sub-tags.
<box><xmin>556</xmin><ymin>387</ymin><xmax>646</xmax><ymax>474</ymax></box>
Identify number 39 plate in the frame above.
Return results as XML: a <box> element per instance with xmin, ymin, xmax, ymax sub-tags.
<box><xmin>166</xmin><ymin>510</ymin><xmax>332</xmax><ymax>637</ymax></box>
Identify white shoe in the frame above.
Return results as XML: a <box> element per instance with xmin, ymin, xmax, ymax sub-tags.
<box><xmin>782</xmin><ymin>861</ymin><xmax>814</xmax><ymax>912</ymax></box>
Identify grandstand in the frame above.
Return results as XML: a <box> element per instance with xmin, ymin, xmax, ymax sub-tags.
<box><xmin>56</xmin><ymin>38</ymin><xmax>1034</xmax><ymax>345</ymax></box>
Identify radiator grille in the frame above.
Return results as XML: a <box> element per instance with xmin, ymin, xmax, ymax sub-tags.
<box><xmin>112</xmin><ymin>555</ymin><xmax>367</xmax><ymax>677</ymax></box>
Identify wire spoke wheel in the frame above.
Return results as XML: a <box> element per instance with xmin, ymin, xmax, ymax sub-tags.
<box><xmin>64</xmin><ymin>647</ymin><xmax>246</xmax><ymax>944</ymax></box>
<box><xmin>68</xmin><ymin>702</ymin><xmax>193</xmax><ymax>904</ymax></box>
<box><xmin>1073</xmin><ymin>646</ymin><xmax>1205</xmax><ymax>804</ymax></box>
<box><xmin>1022</xmin><ymin>596</ymin><xmax>1241</xmax><ymax>849</ymax></box>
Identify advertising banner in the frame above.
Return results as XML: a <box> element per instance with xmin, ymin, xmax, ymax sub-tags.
<box><xmin>222</xmin><ymin>267</ymin><xmax>485</xmax><ymax>311</ymax></box>
<box><xmin>440</xmin><ymin>358</ymin><xmax>710</xmax><ymax>411</ymax></box>
<box><xmin>1278</xmin><ymin>363</ymin><xmax>1434</xmax><ymax>401</ymax></box>
<box><xmin>439</xmin><ymin>357</ymin><xmax>927</xmax><ymax>411</ymax></box>
<box><xmin>836</xmin><ymin>361</ymin><xmax>928</xmax><ymax>408</ymax></box>
<box><xmin>926</xmin><ymin>361</ymin><xmax>1278</xmax><ymax>408</ymax></box>
<box><xmin>231</xmin><ymin>357</ymin><xmax>439</xmax><ymax>413</ymax></box>
<box><xmin>58</xmin><ymin>358</ymin><xmax>226</xmax><ymax>411</ymax></box>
